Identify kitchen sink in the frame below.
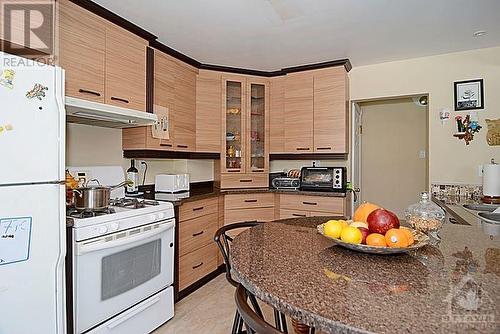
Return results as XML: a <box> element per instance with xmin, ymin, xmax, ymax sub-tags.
<box><xmin>478</xmin><ymin>212</ymin><xmax>500</xmax><ymax>223</ymax></box>
<box><xmin>463</xmin><ymin>204</ymin><xmax>499</xmax><ymax>212</ymax></box>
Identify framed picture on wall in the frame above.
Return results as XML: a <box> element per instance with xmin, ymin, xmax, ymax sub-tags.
<box><xmin>454</xmin><ymin>79</ymin><xmax>484</xmax><ymax>111</ymax></box>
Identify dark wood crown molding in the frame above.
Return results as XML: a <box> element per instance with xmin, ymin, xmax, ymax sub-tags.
<box><xmin>71</xmin><ymin>0</ymin><xmax>352</xmax><ymax>75</ymax></box>
<box><xmin>124</xmin><ymin>150</ymin><xmax>220</xmax><ymax>160</ymax></box>
<box><xmin>69</xmin><ymin>0</ymin><xmax>157</xmax><ymax>41</ymax></box>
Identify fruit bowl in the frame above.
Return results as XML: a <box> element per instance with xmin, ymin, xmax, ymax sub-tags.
<box><xmin>317</xmin><ymin>223</ymin><xmax>430</xmax><ymax>254</ymax></box>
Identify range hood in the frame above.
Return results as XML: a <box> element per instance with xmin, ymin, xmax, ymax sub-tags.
<box><xmin>65</xmin><ymin>97</ymin><xmax>157</xmax><ymax>128</ymax></box>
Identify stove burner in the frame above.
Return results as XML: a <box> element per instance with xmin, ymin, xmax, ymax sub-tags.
<box><xmin>110</xmin><ymin>198</ymin><xmax>160</xmax><ymax>209</ymax></box>
<box><xmin>67</xmin><ymin>207</ymin><xmax>116</xmax><ymax>219</ymax></box>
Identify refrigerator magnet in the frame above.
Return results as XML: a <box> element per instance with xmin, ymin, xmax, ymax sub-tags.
<box><xmin>26</xmin><ymin>83</ymin><xmax>48</xmax><ymax>100</ymax></box>
<box><xmin>0</xmin><ymin>217</ymin><xmax>33</xmax><ymax>266</ymax></box>
<box><xmin>0</xmin><ymin>69</ymin><xmax>15</xmax><ymax>89</ymax></box>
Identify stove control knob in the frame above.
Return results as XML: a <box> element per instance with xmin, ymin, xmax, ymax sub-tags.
<box><xmin>109</xmin><ymin>223</ymin><xmax>119</xmax><ymax>231</ymax></box>
<box><xmin>97</xmin><ymin>226</ymin><xmax>108</xmax><ymax>234</ymax></box>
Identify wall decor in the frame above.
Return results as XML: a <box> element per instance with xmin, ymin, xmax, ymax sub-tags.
<box><xmin>485</xmin><ymin>119</ymin><xmax>500</xmax><ymax>146</ymax></box>
<box><xmin>454</xmin><ymin>79</ymin><xmax>484</xmax><ymax>111</ymax></box>
<box><xmin>453</xmin><ymin>114</ymin><xmax>481</xmax><ymax>145</ymax></box>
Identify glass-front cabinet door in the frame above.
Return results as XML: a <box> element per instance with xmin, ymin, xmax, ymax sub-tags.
<box><xmin>247</xmin><ymin>81</ymin><xmax>269</xmax><ymax>173</ymax></box>
<box><xmin>223</xmin><ymin>78</ymin><xmax>245</xmax><ymax>173</ymax></box>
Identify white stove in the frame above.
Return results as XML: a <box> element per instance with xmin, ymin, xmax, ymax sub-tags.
<box><xmin>66</xmin><ymin>166</ymin><xmax>175</xmax><ymax>334</ymax></box>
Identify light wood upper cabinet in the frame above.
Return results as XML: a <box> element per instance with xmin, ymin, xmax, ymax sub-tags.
<box><xmin>59</xmin><ymin>0</ymin><xmax>105</xmax><ymax>102</ymax></box>
<box><xmin>196</xmin><ymin>70</ymin><xmax>221</xmax><ymax>153</ymax></box>
<box><xmin>269</xmin><ymin>76</ymin><xmax>285</xmax><ymax>153</ymax></box>
<box><xmin>173</xmin><ymin>61</ymin><xmax>197</xmax><ymax>151</ymax></box>
<box><xmin>284</xmin><ymin>72</ymin><xmax>314</xmax><ymax>153</ymax></box>
<box><xmin>313</xmin><ymin>67</ymin><xmax>348</xmax><ymax>153</ymax></box>
<box><xmin>105</xmin><ymin>23</ymin><xmax>147</xmax><ymax>111</ymax></box>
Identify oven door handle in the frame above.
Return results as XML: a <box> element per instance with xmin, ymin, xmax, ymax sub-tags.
<box><xmin>76</xmin><ymin>221</ymin><xmax>175</xmax><ymax>255</ymax></box>
<box><xmin>106</xmin><ymin>295</ymin><xmax>162</xmax><ymax>329</ymax></box>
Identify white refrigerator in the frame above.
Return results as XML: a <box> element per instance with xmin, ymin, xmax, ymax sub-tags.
<box><xmin>0</xmin><ymin>52</ymin><xmax>66</xmax><ymax>334</ymax></box>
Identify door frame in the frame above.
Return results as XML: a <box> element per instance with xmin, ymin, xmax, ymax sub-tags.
<box><xmin>350</xmin><ymin>94</ymin><xmax>430</xmax><ymax>217</ymax></box>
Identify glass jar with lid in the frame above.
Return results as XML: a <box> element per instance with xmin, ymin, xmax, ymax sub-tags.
<box><xmin>405</xmin><ymin>192</ymin><xmax>445</xmax><ymax>242</ymax></box>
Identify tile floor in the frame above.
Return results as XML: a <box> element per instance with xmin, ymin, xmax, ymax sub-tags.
<box><xmin>153</xmin><ymin>274</ymin><xmax>278</xmax><ymax>334</ymax></box>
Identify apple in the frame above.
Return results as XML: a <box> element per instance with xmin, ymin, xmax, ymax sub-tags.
<box><xmin>358</xmin><ymin>227</ymin><xmax>370</xmax><ymax>244</ymax></box>
<box><xmin>367</xmin><ymin>208</ymin><xmax>400</xmax><ymax>235</ymax></box>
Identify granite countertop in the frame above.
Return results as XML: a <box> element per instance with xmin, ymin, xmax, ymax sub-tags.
<box><xmin>230</xmin><ymin>217</ymin><xmax>500</xmax><ymax>334</ymax></box>
<box><xmin>155</xmin><ymin>187</ymin><xmax>348</xmax><ymax>206</ymax></box>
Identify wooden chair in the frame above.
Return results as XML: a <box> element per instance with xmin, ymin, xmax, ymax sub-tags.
<box><xmin>214</xmin><ymin>222</ymin><xmax>288</xmax><ymax>334</ymax></box>
<box><xmin>235</xmin><ymin>284</ymin><xmax>284</xmax><ymax>334</ymax></box>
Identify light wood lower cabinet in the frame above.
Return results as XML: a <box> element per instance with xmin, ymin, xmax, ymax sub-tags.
<box><xmin>224</xmin><ymin>193</ymin><xmax>274</xmax><ymax>210</ymax></box>
<box><xmin>279</xmin><ymin>209</ymin><xmax>310</xmax><ymax>219</ymax></box>
<box><xmin>179</xmin><ymin>242</ymin><xmax>218</xmax><ymax>291</ymax></box>
<box><xmin>279</xmin><ymin>194</ymin><xmax>345</xmax><ymax>214</ymax></box>
<box><xmin>224</xmin><ymin>193</ymin><xmax>275</xmax><ymax>238</ymax></box>
<box><xmin>178</xmin><ymin>197</ymin><xmax>220</xmax><ymax>292</ymax></box>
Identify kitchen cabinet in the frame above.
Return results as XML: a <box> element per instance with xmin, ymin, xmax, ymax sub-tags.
<box><xmin>313</xmin><ymin>67</ymin><xmax>349</xmax><ymax>153</ymax></box>
<box><xmin>224</xmin><ymin>193</ymin><xmax>275</xmax><ymax>237</ymax></box>
<box><xmin>196</xmin><ymin>70</ymin><xmax>222</xmax><ymax>153</ymax></box>
<box><xmin>59</xmin><ymin>0</ymin><xmax>105</xmax><ymax>103</ymax></box>
<box><xmin>271</xmin><ymin>66</ymin><xmax>348</xmax><ymax>154</ymax></box>
<box><xmin>178</xmin><ymin>197</ymin><xmax>219</xmax><ymax>291</ymax></box>
<box><xmin>105</xmin><ymin>23</ymin><xmax>147</xmax><ymax>111</ymax></box>
<box><xmin>59</xmin><ymin>0</ymin><xmax>147</xmax><ymax>110</ymax></box>
<box><xmin>122</xmin><ymin>51</ymin><xmax>198</xmax><ymax>151</ymax></box>
<box><xmin>284</xmin><ymin>72</ymin><xmax>314</xmax><ymax>153</ymax></box>
<box><xmin>279</xmin><ymin>194</ymin><xmax>347</xmax><ymax>216</ymax></box>
<box><xmin>221</xmin><ymin>75</ymin><xmax>269</xmax><ymax>188</ymax></box>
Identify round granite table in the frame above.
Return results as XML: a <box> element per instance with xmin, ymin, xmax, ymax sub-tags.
<box><xmin>230</xmin><ymin>217</ymin><xmax>500</xmax><ymax>334</ymax></box>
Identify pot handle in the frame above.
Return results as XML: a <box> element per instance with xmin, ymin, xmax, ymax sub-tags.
<box><xmin>109</xmin><ymin>180</ymin><xmax>132</xmax><ymax>191</ymax></box>
<box><xmin>85</xmin><ymin>179</ymin><xmax>101</xmax><ymax>187</ymax></box>
<box><xmin>73</xmin><ymin>189</ymin><xmax>83</xmax><ymax>198</ymax></box>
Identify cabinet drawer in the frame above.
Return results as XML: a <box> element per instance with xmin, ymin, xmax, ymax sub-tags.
<box><xmin>224</xmin><ymin>207</ymin><xmax>275</xmax><ymax>225</ymax></box>
<box><xmin>179</xmin><ymin>197</ymin><xmax>218</xmax><ymax>222</ymax></box>
<box><xmin>308</xmin><ymin>210</ymin><xmax>344</xmax><ymax>217</ymax></box>
<box><xmin>221</xmin><ymin>174</ymin><xmax>268</xmax><ymax>189</ymax></box>
<box><xmin>179</xmin><ymin>213</ymin><xmax>218</xmax><ymax>257</ymax></box>
<box><xmin>280</xmin><ymin>194</ymin><xmax>344</xmax><ymax>214</ymax></box>
<box><xmin>179</xmin><ymin>242</ymin><xmax>218</xmax><ymax>291</ymax></box>
<box><xmin>225</xmin><ymin>193</ymin><xmax>274</xmax><ymax>210</ymax></box>
<box><xmin>279</xmin><ymin>209</ymin><xmax>310</xmax><ymax>219</ymax></box>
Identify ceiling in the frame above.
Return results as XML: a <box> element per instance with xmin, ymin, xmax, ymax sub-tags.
<box><xmin>93</xmin><ymin>0</ymin><xmax>500</xmax><ymax>71</ymax></box>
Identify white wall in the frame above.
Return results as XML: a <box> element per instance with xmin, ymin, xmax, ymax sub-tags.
<box><xmin>350</xmin><ymin>46</ymin><xmax>500</xmax><ymax>185</ymax></box>
<box><xmin>66</xmin><ymin>123</ymin><xmax>214</xmax><ymax>184</ymax></box>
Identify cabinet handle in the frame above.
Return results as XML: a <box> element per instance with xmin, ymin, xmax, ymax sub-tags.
<box><xmin>177</xmin><ymin>145</ymin><xmax>188</xmax><ymax>149</ymax></box>
<box><xmin>296</xmin><ymin>147</ymin><xmax>310</xmax><ymax>151</ymax></box>
<box><xmin>193</xmin><ymin>206</ymin><xmax>204</xmax><ymax>211</ymax></box>
<box><xmin>244</xmin><ymin>199</ymin><xmax>258</xmax><ymax>203</ymax></box>
<box><xmin>78</xmin><ymin>89</ymin><xmax>101</xmax><ymax>97</ymax></box>
<box><xmin>228</xmin><ymin>170</ymin><xmax>241</xmax><ymax>173</ymax></box>
<box><xmin>192</xmin><ymin>262</ymin><xmax>204</xmax><ymax>269</ymax></box>
<box><xmin>303</xmin><ymin>201</ymin><xmax>317</xmax><ymax>206</ymax></box>
<box><xmin>316</xmin><ymin>147</ymin><xmax>332</xmax><ymax>150</ymax></box>
<box><xmin>292</xmin><ymin>213</ymin><xmax>307</xmax><ymax>217</ymax></box>
<box><xmin>449</xmin><ymin>217</ymin><xmax>458</xmax><ymax>224</ymax></box>
<box><xmin>252</xmin><ymin>169</ymin><xmax>264</xmax><ymax>172</ymax></box>
<box><xmin>240</xmin><ymin>179</ymin><xmax>253</xmax><ymax>183</ymax></box>
<box><xmin>243</xmin><ymin>220</ymin><xmax>258</xmax><ymax>223</ymax></box>
<box><xmin>192</xmin><ymin>231</ymin><xmax>204</xmax><ymax>237</ymax></box>
<box><xmin>160</xmin><ymin>143</ymin><xmax>173</xmax><ymax>147</ymax></box>
<box><xmin>111</xmin><ymin>96</ymin><xmax>130</xmax><ymax>104</ymax></box>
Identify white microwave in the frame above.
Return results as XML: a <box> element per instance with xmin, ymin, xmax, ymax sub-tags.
<box><xmin>155</xmin><ymin>174</ymin><xmax>190</xmax><ymax>193</ymax></box>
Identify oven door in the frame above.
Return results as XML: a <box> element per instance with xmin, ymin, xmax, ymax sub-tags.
<box><xmin>74</xmin><ymin>219</ymin><xmax>175</xmax><ymax>334</ymax></box>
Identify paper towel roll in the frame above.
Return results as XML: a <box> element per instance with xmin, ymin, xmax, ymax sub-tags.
<box><xmin>483</xmin><ymin>164</ymin><xmax>500</xmax><ymax>197</ymax></box>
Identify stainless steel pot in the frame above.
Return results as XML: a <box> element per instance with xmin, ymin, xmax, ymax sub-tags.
<box><xmin>73</xmin><ymin>179</ymin><xmax>129</xmax><ymax>211</ymax></box>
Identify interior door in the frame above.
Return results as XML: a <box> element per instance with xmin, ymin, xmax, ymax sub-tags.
<box><xmin>351</xmin><ymin>102</ymin><xmax>362</xmax><ymax>215</ymax></box>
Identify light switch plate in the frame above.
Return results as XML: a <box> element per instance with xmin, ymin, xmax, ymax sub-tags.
<box><xmin>419</xmin><ymin>150</ymin><xmax>426</xmax><ymax>159</ymax></box>
<box><xmin>478</xmin><ymin>165</ymin><xmax>484</xmax><ymax>177</ymax></box>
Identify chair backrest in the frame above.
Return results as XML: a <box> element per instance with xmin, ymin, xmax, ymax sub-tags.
<box><xmin>214</xmin><ymin>221</ymin><xmax>263</xmax><ymax>287</ymax></box>
<box><xmin>235</xmin><ymin>284</ymin><xmax>283</xmax><ymax>334</ymax></box>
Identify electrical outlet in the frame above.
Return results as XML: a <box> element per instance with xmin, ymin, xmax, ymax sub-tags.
<box><xmin>478</xmin><ymin>165</ymin><xmax>484</xmax><ymax>177</ymax></box>
<box><xmin>137</xmin><ymin>160</ymin><xmax>147</xmax><ymax>170</ymax></box>
<box><xmin>312</xmin><ymin>160</ymin><xmax>320</xmax><ymax>167</ymax></box>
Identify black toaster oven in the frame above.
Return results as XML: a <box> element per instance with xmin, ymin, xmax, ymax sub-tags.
<box><xmin>300</xmin><ymin>167</ymin><xmax>347</xmax><ymax>192</ymax></box>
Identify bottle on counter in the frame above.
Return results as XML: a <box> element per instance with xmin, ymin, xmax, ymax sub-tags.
<box><xmin>126</xmin><ymin>159</ymin><xmax>139</xmax><ymax>195</ymax></box>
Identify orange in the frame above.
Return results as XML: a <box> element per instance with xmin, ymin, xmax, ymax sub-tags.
<box><xmin>353</xmin><ymin>202</ymin><xmax>380</xmax><ymax>223</ymax></box>
<box><xmin>366</xmin><ymin>233</ymin><xmax>386</xmax><ymax>247</ymax></box>
<box><xmin>399</xmin><ymin>227</ymin><xmax>415</xmax><ymax>246</ymax></box>
<box><xmin>385</xmin><ymin>229</ymin><xmax>409</xmax><ymax>248</ymax></box>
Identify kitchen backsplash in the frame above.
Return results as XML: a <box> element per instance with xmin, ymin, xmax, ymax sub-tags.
<box><xmin>431</xmin><ymin>183</ymin><xmax>482</xmax><ymax>199</ymax></box>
